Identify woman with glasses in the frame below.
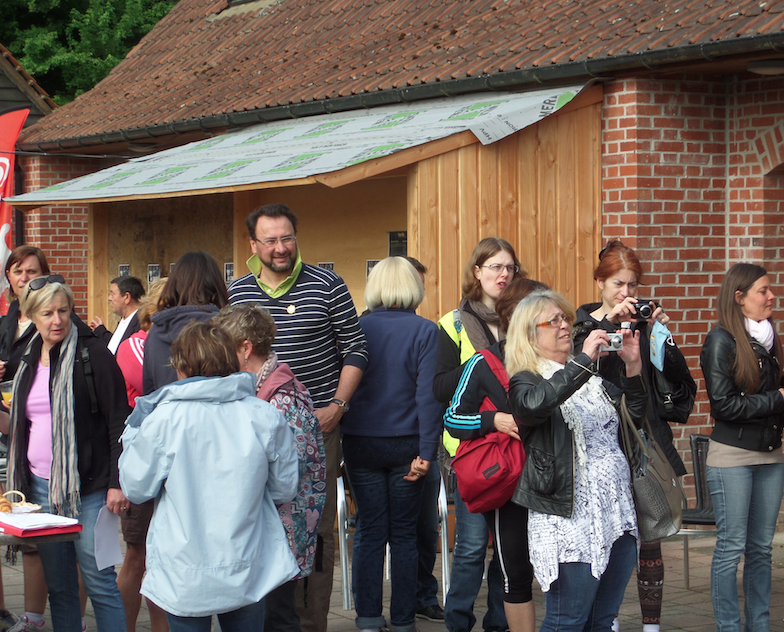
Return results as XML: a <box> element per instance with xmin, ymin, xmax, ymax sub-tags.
<box><xmin>143</xmin><ymin>251</ymin><xmax>229</xmax><ymax>394</ymax></box>
<box><xmin>572</xmin><ymin>241</ymin><xmax>695</xmax><ymax>632</ymax></box>
<box><xmin>3</xmin><ymin>276</ymin><xmax>130</xmax><ymax>631</ymax></box>
<box><xmin>700</xmin><ymin>263</ymin><xmax>784</xmax><ymax>632</ymax></box>
<box><xmin>433</xmin><ymin>237</ymin><xmax>523</xmax><ymax>632</ymax></box>
<box><xmin>443</xmin><ymin>276</ymin><xmax>548</xmax><ymax>632</ymax></box>
<box><xmin>506</xmin><ymin>290</ymin><xmax>646</xmax><ymax>632</ymax></box>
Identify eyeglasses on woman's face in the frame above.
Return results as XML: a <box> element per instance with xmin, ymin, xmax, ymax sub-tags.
<box><xmin>481</xmin><ymin>263</ymin><xmax>519</xmax><ymax>275</ymax></box>
<box><xmin>536</xmin><ymin>313</ymin><xmax>572</xmax><ymax>329</ymax></box>
<box><xmin>25</xmin><ymin>274</ymin><xmax>66</xmax><ymax>300</ymax></box>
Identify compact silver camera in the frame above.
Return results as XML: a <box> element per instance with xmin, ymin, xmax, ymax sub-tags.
<box><xmin>600</xmin><ymin>332</ymin><xmax>624</xmax><ymax>352</ymax></box>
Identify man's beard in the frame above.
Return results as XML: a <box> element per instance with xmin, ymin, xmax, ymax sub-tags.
<box><xmin>265</xmin><ymin>254</ymin><xmax>294</xmax><ymax>273</ymax></box>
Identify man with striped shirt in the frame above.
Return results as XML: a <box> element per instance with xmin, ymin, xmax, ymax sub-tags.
<box><xmin>228</xmin><ymin>203</ymin><xmax>367</xmax><ymax>632</ymax></box>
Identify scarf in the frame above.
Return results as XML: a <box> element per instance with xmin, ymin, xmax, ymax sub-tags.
<box><xmin>538</xmin><ymin>357</ymin><xmax>614</xmax><ymax>482</ymax></box>
<box><xmin>745</xmin><ymin>317</ymin><xmax>775</xmax><ymax>351</ymax></box>
<box><xmin>460</xmin><ymin>299</ymin><xmax>503</xmax><ymax>351</ymax></box>
<box><xmin>8</xmin><ymin>324</ymin><xmax>81</xmax><ymax>517</ymax></box>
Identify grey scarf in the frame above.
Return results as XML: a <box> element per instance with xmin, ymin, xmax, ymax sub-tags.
<box><xmin>460</xmin><ymin>298</ymin><xmax>503</xmax><ymax>351</ymax></box>
<box><xmin>8</xmin><ymin>324</ymin><xmax>81</xmax><ymax>517</ymax></box>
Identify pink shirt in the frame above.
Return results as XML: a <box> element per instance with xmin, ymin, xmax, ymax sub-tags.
<box><xmin>26</xmin><ymin>363</ymin><xmax>52</xmax><ymax>480</ymax></box>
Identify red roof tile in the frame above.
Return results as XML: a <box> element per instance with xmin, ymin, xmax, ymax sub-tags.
<box><xmin>19</xmin><ymin>0</ymin><xmax>784</xmax><ymax>146</ymax></box>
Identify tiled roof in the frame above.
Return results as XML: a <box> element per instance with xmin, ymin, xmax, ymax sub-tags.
<box><xmin>19</xmin><ymin>0</ymin><xmax>784</xmax><ymax>146</ymax></box>
<box><xmin>0</xmin><ymin>43</ymin><xmax>57</xmax><ymax>119</ymax></box>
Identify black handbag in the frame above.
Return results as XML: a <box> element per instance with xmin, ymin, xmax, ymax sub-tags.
<box><xmin>618</xmin><ymin>394</ymin><xmax>685</xmax><ymax>542</ymax></box>
<box><xmin>650</xmin><ymin>366</ymin><xmax>696</xmax><ymax>424</ymax></box>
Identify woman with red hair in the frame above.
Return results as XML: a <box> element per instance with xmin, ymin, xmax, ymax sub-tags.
<box><xmin>572</xmin><ymin>241</ymin><xmax>696</xmax><ymax>632</ymax></box>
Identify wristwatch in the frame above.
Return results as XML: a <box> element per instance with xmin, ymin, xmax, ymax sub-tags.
<box><xmin>331</xmin><ymin>398</ymin><xmax>350</xmax><ymax>413</ymax></box>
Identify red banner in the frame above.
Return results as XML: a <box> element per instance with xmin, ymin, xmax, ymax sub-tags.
<box><xmin>0</xmin><ymin>107</ymin><xmax>30</xmax><ymax>315</ymax></box>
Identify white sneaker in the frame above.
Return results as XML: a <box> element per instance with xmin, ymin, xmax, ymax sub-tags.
<box><xmin>7</xmin><ymin>616</ymin><xmax>44</xmax><ymax>632</ymax></box>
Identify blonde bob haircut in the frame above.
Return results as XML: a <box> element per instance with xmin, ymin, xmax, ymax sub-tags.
<box><xmin>505</xmin><ymin>290</ymin><xmax>576</xmax><ymax>377</ymax></box>
<box><xmin>22</xmin><ymin>281</ymin><xmax>74</xmax><ymax>321</ymax></box>
<box><xmin>364</xmin><ymin>257</ymin><xmax>424</xmax><ymax>311</ymax></box>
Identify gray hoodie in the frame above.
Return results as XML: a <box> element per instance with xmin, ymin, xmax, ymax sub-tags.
<box><xmin>141</xmin><ymin>304</ymin><xmax>220</xmax><ymax>395</ymax></box>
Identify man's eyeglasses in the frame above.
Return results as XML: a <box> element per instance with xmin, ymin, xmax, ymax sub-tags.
<box><xmin>254</xmin><ymin>235</ymin><xmax>297</xmax><ymax>248</ymax></box>
<box><xmin>536</xmin><ymin>313</ymin><xmax>572</xmax><ymax>329</ymax></box>
<box><xmin>481</xmin><ymin>264</ymin><xmax>519</xmax><ymax>274</ymax></box>
<box><xmin>25</xmin><ymin>275</ymin><xmax>66</xmax><ymax>300</ymax></box>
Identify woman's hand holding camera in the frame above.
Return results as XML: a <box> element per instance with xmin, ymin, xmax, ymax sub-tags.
<box><xmin>617</xmin><ymin>328</ymin><xmax>642</xmax><ymax>377</ymax></box>
<box><xmin>650</xmin><ymin>304</ymin><xmax>670</xmax><ymax>325</ymax></box>
<box><xmin>606</xmin><ymin>297</ymin><xmax>639</xmax><ymax>325</ymax></box>
<box><xmin>607</xmin><ymin>297</ymin><xmax>669</xmax><ymax>325</ymax></box>
<box><xmin>582</xmin><ymin>329</ymin><xmax>612</xmax><ymax>362</ymax></box>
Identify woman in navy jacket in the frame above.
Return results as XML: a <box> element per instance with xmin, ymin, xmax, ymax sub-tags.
<box><xmin>341</xmin><ymin>257</ymin><xmax>442</xmax><ymax>632</ymax></box>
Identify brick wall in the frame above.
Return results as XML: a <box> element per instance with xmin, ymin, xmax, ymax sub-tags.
<box><xmin>17</xmin><ymin>155</ymin><xmax>100</xmax><ymax>319</ymax></box>
<box><xmin>602</xmin><ymin>73</ymin><xmax>784</xmax><ymax>510</ymax></box>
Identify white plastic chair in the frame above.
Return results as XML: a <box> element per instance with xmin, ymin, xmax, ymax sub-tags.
<box><xmin>337</xmin><ymin>472</ymin><xmax>452</xmax><ymax>610</ymax></box>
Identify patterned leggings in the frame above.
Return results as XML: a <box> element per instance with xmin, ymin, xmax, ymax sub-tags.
<box><xmin>637</xmin><ymin>540</ymin><xmax>664</xmax><ymax>625</ymax></box>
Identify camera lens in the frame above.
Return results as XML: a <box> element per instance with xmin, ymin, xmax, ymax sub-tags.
<box><xmin>638</xmin><ymin>303</ymin><xmax>653</xmax><ymax>319</ymax></box>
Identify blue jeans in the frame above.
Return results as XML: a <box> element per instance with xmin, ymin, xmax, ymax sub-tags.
<box><xmin>417</xmin><ymin>465</ymin><xmax>441</xmax><ymax>609</ymax></box>
<box><xmin>540</xmin><ymin>533</ymin><xmax>637</xmax><ymax>632</ymax></box>
<box><xmin>166</xmin><ymin>600</ymin><xmax>265</xmax><ymax>632</ymax></box>
<box><xmin>346</xmin><ymin>460</ymin><xmax>425</xmax><ymax>632</ymax></box>
<box><xmin>29</xmin><ymin>475</ymin><xmax>127</xmax><ymax>632</ymax></box>
<box><xmin>706</xmin><ymin>463</ymin><xmax>784</xmax><ymax>632</ymax></box>
<box><xmin>444</xmin><ymin>482</ymin><xmax>507</xmax><ymax>632</ymax></box>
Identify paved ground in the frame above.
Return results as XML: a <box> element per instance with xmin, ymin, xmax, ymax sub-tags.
<box><xmin>1</xmin><ymin>531</ymin><xmax>782</xmax><ymax>631</ymax></box>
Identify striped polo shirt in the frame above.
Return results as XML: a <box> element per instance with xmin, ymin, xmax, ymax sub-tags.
<box><xmin>228</xmin><ymin>262</ymin><xmax>368</xmax><ymax>408</ymax></box>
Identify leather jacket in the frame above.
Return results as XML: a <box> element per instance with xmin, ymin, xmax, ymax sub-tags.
<box><xmin>573</xmin><ymin>303</ymin><xmax>695</xmax><ymax>476</ymax></box>
<box><xmin>508</xmin><ymin>352</ymin><xmax>648</xmax><ymax>517</ymax></box>
<box><xmin>700</xmin><ymin>325</ymin><xmax>784</xmax><ymax>452</ymax></box>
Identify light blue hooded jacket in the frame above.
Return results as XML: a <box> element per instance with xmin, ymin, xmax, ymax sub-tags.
<box><xmin>119</xmin><ymin>372</ymin><xmax>299</xmax><ymax>617</ymax></box>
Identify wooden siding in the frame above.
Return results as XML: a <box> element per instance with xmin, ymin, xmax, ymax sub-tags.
<box><xmin>409</xmin><ymin>98</ymin><xmax>603</xmax><ymax>322</ymax></box>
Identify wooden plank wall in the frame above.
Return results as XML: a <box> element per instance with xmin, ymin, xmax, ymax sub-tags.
<box><xmin>409</xmin><ymin>97</ymin><xmax>603</xmax><ymax>323</ymax></box>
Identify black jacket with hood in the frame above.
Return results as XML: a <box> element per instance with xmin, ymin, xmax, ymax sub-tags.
<box><xmin>142</xmin><ymin>305</ymin><xmax>221</xmax><ymax>395</ymax></box>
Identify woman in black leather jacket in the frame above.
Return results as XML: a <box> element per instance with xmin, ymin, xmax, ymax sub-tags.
<box><xmin>572</xmin><ymin>241</ymin><xmax>696</xmax><ymax>632</ymax></box>
<box><xmin>0</xmin><ymin>246</ymin><xmax>50</xmax><ymax>383</ymax></box>
<box><xmin>505</xmin><ymin>289</ymin><xmax>647</xmax><ymax>632</ymax></box>
<box><xmin>699</xmin><ymin>263</ymin><xmax>784</xmax><ymax>632</ymax></box>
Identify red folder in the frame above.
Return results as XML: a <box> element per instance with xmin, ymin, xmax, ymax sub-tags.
<box><xmin>0</xmin><ymin>522</ymin><xmax>83</xmax><ymax>538</ymax></box>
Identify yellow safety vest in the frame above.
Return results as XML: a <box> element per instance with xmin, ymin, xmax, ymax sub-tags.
<box><xmin>437</xmin><ymin>309</ymin><xmax>477</xmax><ymax>456</ymax></box>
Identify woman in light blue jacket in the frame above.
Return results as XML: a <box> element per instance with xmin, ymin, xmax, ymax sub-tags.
<box><xmin>119</xmin><ymin>321</ymin><xmax>299</xmax><ymax>632</ymax></box>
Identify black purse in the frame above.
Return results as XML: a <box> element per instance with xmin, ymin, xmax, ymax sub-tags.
<box><xmin>650</xmin><ymin>364</ymin><xmax>696</xmax><ymax>424</ymax></box>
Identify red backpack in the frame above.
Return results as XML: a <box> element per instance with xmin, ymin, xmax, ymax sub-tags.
<box><xmin>451</xmin><ymin>349</ymin><xmax>525</xmax><ymax>514</ymax></box>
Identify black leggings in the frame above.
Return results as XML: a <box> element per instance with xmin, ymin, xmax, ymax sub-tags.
<box><xmin>484</xmin><ymin>500</ymin><xmax>534</xmax><ymax>604</ymax></box>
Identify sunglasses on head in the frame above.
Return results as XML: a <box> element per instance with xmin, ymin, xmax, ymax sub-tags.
<box><xmin>25</xmin><ymin>274</ymin><xmax>66</xmax><ymax>300</ymax></box>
